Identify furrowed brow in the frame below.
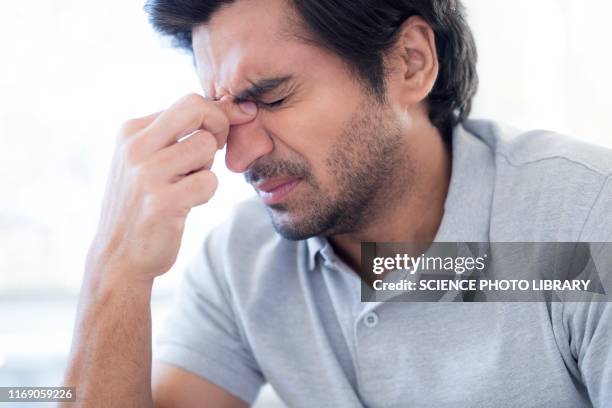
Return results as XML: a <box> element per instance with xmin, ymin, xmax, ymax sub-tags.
<box><xmin>234</xmin><ymin>76</ymin><xmax>293</xmax><ymax>103</ymax></box>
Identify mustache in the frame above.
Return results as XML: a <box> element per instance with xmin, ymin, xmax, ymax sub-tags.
<box><xmin>244</xmin><ymin>158</ymin><xmax>312</xmax><ymax>184</ymax></box>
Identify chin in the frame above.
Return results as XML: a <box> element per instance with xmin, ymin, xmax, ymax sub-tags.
<box><xmin>264</xmin><ymin>207</ymin><xmax>319</xmax><ymax>241</ymax></box>
<box><xmin>267</xmin><ymin>203</ymin><xmax>348</xmax><ymax>241</ymax></box>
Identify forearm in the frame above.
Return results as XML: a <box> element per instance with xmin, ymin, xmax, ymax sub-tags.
<box><xmin>59</xmin><ymin>94</ymin><xmax>244</xmax><ymax>407</ymax></box>
<box><xmin>62</xmin><ymin>267</ymin><xmax>154</xmax><ymax>407</ymax></box>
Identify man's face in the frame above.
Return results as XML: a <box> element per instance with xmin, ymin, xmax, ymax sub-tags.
<box><xmin>192</xmin><ymin>0</ymin><xmax>412</xmax><ymax>240</ymax></box>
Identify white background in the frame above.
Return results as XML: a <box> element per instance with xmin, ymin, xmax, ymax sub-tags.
<box><xmin>1</xmin><ymin>1</ymin><xmax>611</xmax><ymax>406</ymax></box>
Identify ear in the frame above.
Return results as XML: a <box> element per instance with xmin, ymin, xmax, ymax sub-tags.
<box><xmin>386</xmin><ymin>15</ymin><xmax>439</xmax><ymax>108</ymax></box>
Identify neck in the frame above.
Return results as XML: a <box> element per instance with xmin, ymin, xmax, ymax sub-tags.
<box><xmin>329</xmin><ymin>124</ymin><xmax>451</xmax><ymax>273</ymax></box>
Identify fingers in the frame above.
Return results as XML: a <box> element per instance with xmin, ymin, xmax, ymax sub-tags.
<box><xmin>146</xmin><ymin>130</ymin><xmax>218</xmax><ymax>183</ymax></box>
<box><xmin>136</xmin><ymin>93</ymin><xmax>257</xmax><ymax>155</ymax></box>
<box><xmin>167</xmin><ymin>169</ymin><xmax>219</xmax><ymax>210</ymax></box>
<box><xmin>217</xmin><ymin>95</ymin><xmax>258</xmax><ymax>128</ymax></box>
<box><xmin>117</xmin><ymin>111</ymin><xmax>163</xmax><ymax>140</ymax></box>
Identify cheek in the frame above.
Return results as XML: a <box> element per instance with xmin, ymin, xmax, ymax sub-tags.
<box><xmin>263</xmin><ymin>92</ymin><xmax>360</xmax><ymax>172</ymax></box>
<box><xmin>264</xmin><ymin>108</ymin><xmax>341</xmax><ymax>186</ymax></box>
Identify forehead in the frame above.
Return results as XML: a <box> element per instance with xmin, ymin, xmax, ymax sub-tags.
<box><xmin>191</xmin><ymin>0</ymin><xmax>315</xmax><ymax>97</ymax></box>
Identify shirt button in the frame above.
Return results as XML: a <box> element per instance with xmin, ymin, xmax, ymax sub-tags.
<box><xmin>363</xmin><ymin>312</ymin><xmax>379</xmax><ymax>328</ymax></box>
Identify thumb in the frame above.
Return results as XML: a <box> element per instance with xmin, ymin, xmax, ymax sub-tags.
<box><xmin>217</xmin><ymin>96</ymin><xmax>258</xmax><ymax>126</ymax></box>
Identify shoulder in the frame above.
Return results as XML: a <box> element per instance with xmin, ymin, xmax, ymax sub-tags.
<box><xmin>463</xmin><ymin>119</ymin><xmax>612</xmax><ymax>241</ymax></box>
<box><xmin>464</xmin><ymin>118</ymin><xmax>612</xmax><ymax>176</ymax></box>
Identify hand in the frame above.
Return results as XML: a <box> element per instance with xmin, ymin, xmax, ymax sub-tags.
<box><xmin>86</xmin><ymin>93</ymin><xmax>257</xmax><ymax>283</ymax></box>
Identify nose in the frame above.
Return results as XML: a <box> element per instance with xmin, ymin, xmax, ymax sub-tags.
<box><xmin>225</xmin><ymin>118</ymin><xmax>274</xmax><ymax>173</ymax></box>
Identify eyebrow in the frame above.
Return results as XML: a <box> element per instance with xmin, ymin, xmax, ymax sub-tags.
<box><xmin>233</xmin><ymin>75</ymin><xmax>293</xmax><ymax>103</ymax></box>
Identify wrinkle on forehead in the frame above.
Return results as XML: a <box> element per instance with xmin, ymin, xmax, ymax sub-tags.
<box><xmin>191</xmin><ymin>0</ymin><xmax>308</xmax><ymax>99</ymax></box>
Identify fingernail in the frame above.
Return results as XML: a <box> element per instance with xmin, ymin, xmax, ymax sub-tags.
<box><xmin>238</xmin><ymin>101</ymin><xmax>257</xmax><ymax>115</ymax></box>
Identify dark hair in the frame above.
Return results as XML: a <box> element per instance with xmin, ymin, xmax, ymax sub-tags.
<box><xmin>145</xmin><ymin>0</ymin><xmax>478</xmax><ymax>142</ymax></box>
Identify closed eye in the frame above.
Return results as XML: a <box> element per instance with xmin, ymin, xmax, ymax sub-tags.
<box><xmin>260</xmin><ymin>97</ymin><xmax>287</xmax><ymax>109</ymax></box>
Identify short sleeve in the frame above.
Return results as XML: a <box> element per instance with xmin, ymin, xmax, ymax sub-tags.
<box><xmin>569</xmin><ymin>174</ymin><xmax>612</xmax><ymax>406</ymax></box>
<box><xmin>564</xmin><ymin>301</ymin><xmax>612</xmax><ymax>407</ymax></box>
<box><xmin>153</xmin><ymin>232</ymin><xmax>265</xmax><ymax>404</ymax></box>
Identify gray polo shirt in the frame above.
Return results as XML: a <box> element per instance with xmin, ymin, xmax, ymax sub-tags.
<box><xmin>154</xmin><ymin>119</ymin><xmax>612</xmax><ymax>407</ymax></box>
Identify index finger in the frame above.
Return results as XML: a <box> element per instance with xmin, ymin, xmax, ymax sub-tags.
<box><xmin>137</xmin><ymin>93</ymin><xmax>257</xmax><ymax>154</ymax></box>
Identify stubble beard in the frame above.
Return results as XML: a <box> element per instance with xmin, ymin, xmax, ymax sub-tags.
<box><xmin>247</xmin><ymin>99</ymin><xmax>412</xmax><ymax>241</ymax></box>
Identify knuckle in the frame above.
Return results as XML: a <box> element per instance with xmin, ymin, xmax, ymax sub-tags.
<box><xmin>214</xmin><ymin>111</ymin><xmax>230</xmax><ymax>132</ymax></box>
<box><xmin>179</xmin><ymin>138</ymin><xmax>198</xmax><ymax>159</ymax></box>
<box><xmin>204</xmin><ymin>171</ymin><xmax>219</xmax><ymax>190</ymax></box>
<box><xmin>118</xmin><ymin>118</ymin><xmax>144</xmax><ymax>139</ymax></box>
<box><xmin>181</xmin><ymin>92</ymin><xmax>206</xmax><ymax>108</ymax></box>
<box><xmin>197</xmin><ymin>171</ymin><xmax>219</xmax><ymax>197</ymax></box>
<box><xmin>195</xmin><ymin>131</ymin><xmax>218</xmax><ymax>154</ymax></box>
<box><xmin>183</xmin><ymin>171</ymin><xmax>217</xmax><ymax>203</ymax></box>
<box><xmin>200</xmin><ymin>168</ymin><xmax>217</xmax><ymax>183</ymax></box>
<box><xmin>204</xmin><ymin>104</ymin><xmax>229</xmax><ymax>132</ymax></box>
<box><xmin>146</xmin><ymin>191</ymin><xmax>186</xmax><ymax>219</ymax></box>
<box><xmin>179</xmin><ymin>132</ymin><xmax>216</xmax><ymax>162</ymax></box>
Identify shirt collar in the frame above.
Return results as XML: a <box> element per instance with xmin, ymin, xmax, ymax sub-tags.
<box><xmin>305</xmin><ymin>235</ymin><xmax>326</xmax><ymax>270</ymax></box>
<box><xmin>433</xmin><ymin>119</ymin><xmax>495</xmax><ymax>242</ymax></box>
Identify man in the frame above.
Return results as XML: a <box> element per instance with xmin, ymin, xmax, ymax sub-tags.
<box><xmin>62</xmin><ymin>0</ymin><xmax>612</xmax><ymax>407</ymax></box>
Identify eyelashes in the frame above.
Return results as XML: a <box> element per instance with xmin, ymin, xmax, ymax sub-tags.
<box><xmin>259</xmin><ymin>97</ymin><xmax>287</xmax><ymax>109</ymax></box>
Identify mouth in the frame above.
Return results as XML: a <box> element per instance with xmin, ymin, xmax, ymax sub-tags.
<box><xmin>254</xmin><ymin>176</ymin><xmax>302</xmax><ymax>206</ymax></box>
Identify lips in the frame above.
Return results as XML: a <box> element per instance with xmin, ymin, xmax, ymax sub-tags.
<box><xmin>254</xmin><ymin>177</ymin><xmax>301</xmax><ymax>205</ymax></box>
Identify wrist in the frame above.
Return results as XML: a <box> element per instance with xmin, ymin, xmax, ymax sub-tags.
<box><xmin>82</xmin><ymin>260</ymin><xmax>155</xmax><ymax>301</ymax></box>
